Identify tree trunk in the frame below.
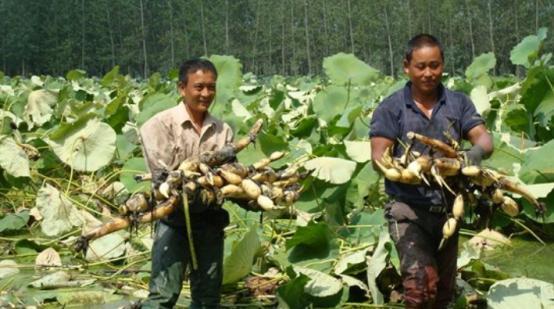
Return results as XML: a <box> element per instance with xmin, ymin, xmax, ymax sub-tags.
<box><xmin>251</xmin><ymin>0</ymin><xmax>261</xmax><ymax>74</ymax></box>
<box><xmin>81</xmin><ymin>0</ymin><xmax>85</xmax><ymax>69</ymax></box>
<box><xmin>303</xmin><ymin>0</ymin><xmax>311</xmax><ymax>75</ymax></box>
<box><xmin>487</xmin><ymin>0</ymin><xmax>496</xmax><ymax>74</ymax></box>
<box><xmin>384</xmin><ymin>3</ymin><xmax>394</xmax><ymax>76</ymax></box>
<box><xmin>535</xmin><ymin>0</ymin><xmax>539</xmax><ymax>32</ymax></box>
<box><xmin>347</xmin><ymin>0</ymin><xmax>354</xmax><ymax>54</ymax></box>
<box><xmin>448</xmin><ymin>9</ymin><xmax>454</xmax><ymax>75</ymax></box>
<box><xmin>268</xmin><ymin>22</ymin><xmax>272</xmax><ymax>74</ymax></box>
<box><xmin>514</xmin><ymin>0</ymin><xmax>521</xmax><ymax>76</ymax></box>
<box><xmin>465</xmin><ymin>0</ymin><xmax>475</xmax><ymax>59</ymax></box>
<box><xmin>225</xmin><ymin>0</ymin><xmax>229</xmax><ymax>54</ymax></box>
<box><xmin>179</xmin><ymin>3</ymin><xmax>191</xmax><ymax>59</ymax></box>
<box><xmin>281</xmin><ymin>1</ymin><xmax>286</xmax><ymax>75</ymax></box>
<box><xmin>426</xmin><ymin>0</ymin><xmax>432</xmax><ymax>32</ymax></box>
<box><xmin>106</xmin><ymin>5</ymin><xmax>116</xmax><ymax>68</ymax></box>
<box><xmin>139</xmin><ymin>0</ymin><xmax>148</xmax><ymax>77</ymax></box>
<box><xmin>200</xmin><ymin>0</ymin><xmax>208</xmax><ymax>56</ymax></box>
<box><xmin>322</xmin><ymin>0</ymin><xmax>329</xmax><ymax>56</ymax></box>
<box><xmin>407</xmin><ymin>0</ymin><xmax>412</xmax><ymax>37</ymax></box>
<box><xmin>168</xmin><ymin>0</ymin><xmax>175</xmax><ymax>66</ymax></box>
<box><xmin>290</xmin><ymin>0</ymin><xmax>296</xmax><ymax>75</ymax></box>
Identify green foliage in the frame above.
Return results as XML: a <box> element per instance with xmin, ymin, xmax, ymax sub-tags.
<box><xmin>510</xmin><ymin>28</ymin><xmax>548</xmax><ymax>68</ymax></box>
<box><xmin>465</xmin><ymin>53</ymin><xmax>496</xmax><ymax>86</ymax></box>
<box><xmin>0</xmin><ymin>136</ymin><xmax>30</xmax><ymax>177</ymax></box>
<box><xmin>47</xmin><ymin>119</ymin><xmax>117</xmax><ymax>172</ymax></box>
<box><xmin>519</xmin><ymin>139</ymin><xmax>554</xmax><ymax>184</ymax></box>
<box><xmin>222</xmin><ymin>224</ymin><xmax>261</xmax><ymax>284</ymax></box>
<box><xmin>0</xmin><ymin>211</ymin><xmax>29</xmax><ymax>234</ymax></box>
<box><xmin>0</xmin><ymin>47</ymin><xmax>553</xmax><ymax>307</ymax></box>
<box><xmin>322</xmin><ymin>53</ymin><xmax>380</xmax><ymax>86</ymax></box>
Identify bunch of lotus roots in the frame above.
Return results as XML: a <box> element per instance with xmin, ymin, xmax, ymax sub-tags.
<box><xmin>374</xmin><ymin>131</ymin><xmax>546</xmax><ymax>249</ymax></box>
<box><xmin>75</xmin><ymin>119</ymin><xmax>304</xmax><ymax>251</ymax></box>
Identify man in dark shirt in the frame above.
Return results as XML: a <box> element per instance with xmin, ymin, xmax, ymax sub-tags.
<box><xmin>370</xmin><ymin>34</ymin><xmax>493</xmax><ymax>308</ymax></box>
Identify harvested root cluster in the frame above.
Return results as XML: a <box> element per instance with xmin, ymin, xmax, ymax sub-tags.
<box><xmin>375</xmin><ymin>131</ymin><xmax>546</xmax><ymax>249</ymax></box>
<box><xmin>75</xmin><ymin>119</ymin><xmax>305</xmax><ymax>252</ymax></box>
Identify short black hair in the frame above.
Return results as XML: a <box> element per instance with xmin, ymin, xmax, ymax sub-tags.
<box><xmin>178</xmin><ymin>58</ymin><xmax>218</xmax><ymax>85</ymax></box>
<box><xmin>405</xmin><ymin>34</ymin><xmax>444</xmax><ymax>62</ymax></box>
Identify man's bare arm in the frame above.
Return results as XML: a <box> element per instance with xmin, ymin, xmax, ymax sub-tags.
<box><xmin>370</xmin><ymin>136</ymin><xmax>395</xmax><ymax>172</ymax></box>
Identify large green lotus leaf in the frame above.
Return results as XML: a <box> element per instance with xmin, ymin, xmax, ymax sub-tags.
<box><xmin>277</xmin><ymin>270</ymin><xmax>310</xmax><ymax>309</ymax></box>
<box><xmin>101</xmin><ymin>65</ymin><xmax>121</xmax><ymax>87</ymax></box>
<box><xmin>48</xmin><ymin>119</ymin><xmax>116</xmax><ymax>172</ymax></box>
<box><xmin>0</xmin><ymin>260</ymin><xmax>19</xmax><ymax>279</ymax></box>
<box><xmin>334</xmin><ymin>248</ymin><xmax>369</xmax><ymax>275</ymax></box>
<box><xmin>322</xmin><ymin>53</ymin><xmax>380</xmax><ymax>86</ymax></box>
<box><xmin>119</xmin><ymin>157</ymin><xmax>150</xmax><ymax>193</ymax></box>
<box><xmin>115</xmin><ymin>134</ymin><xmax>137</xmax><ymax>161</ymax></box>
<box><xmin>135</xmin><ymin>93</ymin><xmax>178</xmax><ymax>127</ymax></box>
<box><xmin>465</xmin><ymin>53</ymin><xmax>496</xmax><ymax>82</ymax></box>
<box><xmin>510</xmin><ymin>29</ymin><xmax>547</xmax><ymax>68</ymax></box>
<box><xmin>457</xmin><ymin>242</ymin><xmax>481</xmax><ymax>269</ymax></box>
<box><xmin>231</xmin><ymin>99</ymin><xmax>252</xmax><ymax>120</ymax></box>
<box><xmin>487</xmin><ymin>278</ymin><xmax>554</xmax><ymax>309</ymax></box>
<box><xmin>344</xmin><ymin>140</ymin><xmax>371</xmax><ymax>163</ymax></box>
<box><xmin>304</xmin><ymin>157</ymin><xmax>356</xmax><ymax>184</ymax></box>
<box><xmin>502</xmin><ymin>104</ymin><xmax>531</xmax><ymax>135</ymax></box>
<box><xmin>336</xmin><ymin>105</ymin><xmax>363</xmax><ymax>129</ymax></box>
<box><xmin>520</xmin><ymin>66</ymin><xmax>554</xmax><ymax>115</ymax></box>
<box><xmin>293</xmin><ymin>265</ymin><xmax>343</xmax><ymax>297</ymax></box>
<box><xmin>23</xmin><ymin>89</ymin><xmax>56</xmax><ymax>129</ymax></box>
<box><xmin>486</xmin><ymin>133</ymin><xmax>524</xmax><ymax>175</ymax></box>
<box><xmin>366</xmin><ymin>229</ymin><xmax>391</xmax><ymax>304</ymax></box>
<box><xmin>286</xmin><ymin>221</ymin><xmax>330</xmax><ymax>250</ymax></box>
<box><xmin>0</xmin><ymin>211</ymin><xmax>29</xmax><ymax>234</ymax></box>
<box><xmin>36</xmin><ymin>183</ymin><xmax>84</xmax><ymax>237</ymax></box>
<box><xmin>209</xmin><ymin>55</ymin><xmax>242</xmax><ymax>106</ymax></box>
<box><xmin>340</xmin><ymin>209</ymin><xmax>385</xmax><ymax>243</ymax></box>
<box><xmin>85</xmin><ymin>231</ymin><xmax>126</xmax><ymax>262</ymax></box>
<box><xmin>0</xmin><ymin>136</ymin><xmax>30</xmax><ymax>177</ymax></box>
<box><xmin>222</xmin><ymin>225</ymin><xmax>260</xmax><ymax>284</ymax></box>
<box><xmin>533</xmin><ymin>89</ymin><xmax>554</xmax><ymax>128</ymax></box>
<box><xmin>518</xmin><ymin>139</ymin><xmax>554</xmax><ymax>184</ymax></box>
<box><xmin>470</xmin><ymin>85</ymin><xmax>490</xmax><ymax>114</ymax></box>
<box><xmin>355</xmin><ymin>163</ymin><xmax>380</xmax><ymax>195</ymax></box>
<box><xmin>312</xmin><ymin>86</ymin><xmax>348</xmax><ymax>123</ymax></box>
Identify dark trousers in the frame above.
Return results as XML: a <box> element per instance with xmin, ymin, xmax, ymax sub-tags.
<box><xmin>141</xmin><ymin>210</ymin><xmax>228</xmax><ymax>309</ymax></box>
<box><xmin>385</xmin><ymin>201</ymin><xmax>458</xmax><ymax>309</ymax></box>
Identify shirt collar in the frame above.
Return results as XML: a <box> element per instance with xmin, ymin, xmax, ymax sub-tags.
<box><xmin>175</xmin><ymin>102</ymin><xmax>217</xmax><ymax>130</ymax></box>
<box><xmin>403</xmin><ymin>81</ymin><xmax>447</xmax><ymax>108</ymax></box>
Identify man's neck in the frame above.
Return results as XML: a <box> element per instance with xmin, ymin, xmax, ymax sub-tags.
<box><xmin>411</xmin><ymin>87</ymin><xmax>438</xmax><ymax>107</ymax></box>
<box><xmin>184</xmin><ymin>103</ymin><xmax>206</xmax><ymax>133</ymax></box>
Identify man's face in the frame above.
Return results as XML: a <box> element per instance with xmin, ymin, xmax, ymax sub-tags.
<box><xmin>179</xmin><ymin>69</ymin><xmax>217</xmax><ymax>114</ymax></box>
<box><xmin>403</xmin><ymin>45</ymin><xmax>444</xmax><ymax>95</ymax></box>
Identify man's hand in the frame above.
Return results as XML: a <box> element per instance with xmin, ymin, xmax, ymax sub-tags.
<box><xmin>464</xmin><ymin>144</ymin><xmax>486</xmax><ymax>166</ymax></box>
<box><xmin>465</xmin><ymin>124</ymin><xmax>493</xmax><ymax>166</ymax></box>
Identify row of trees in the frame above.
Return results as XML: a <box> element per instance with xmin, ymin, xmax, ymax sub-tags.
<box><xmin>1</xmin><ymin>0</ymin><xmax>553</xmax><ymax>78</ymax></box>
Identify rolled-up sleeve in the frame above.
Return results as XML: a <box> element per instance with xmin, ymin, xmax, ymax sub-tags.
<box><xmin>460</xmin><ymin>95</ymin><xmax>485</xmax><ymax>138</ymax></box>
<box><xmin>369</xmin><ymin>102</ymin><xmax>400</xmax><ymax>141</ymax></box>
